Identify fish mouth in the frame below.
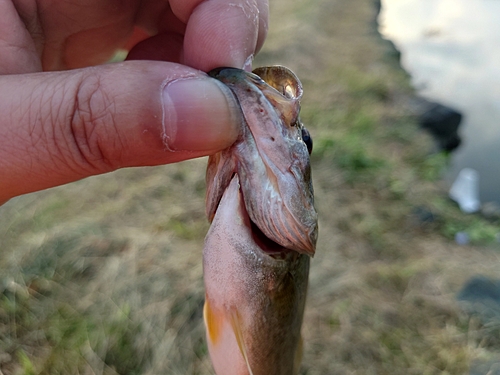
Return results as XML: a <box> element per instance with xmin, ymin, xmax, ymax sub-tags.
<box><xmin>235</xmin><ymin>178</ymin><xmax>299</xmax><ymax>261</ymax></box>
<box><xmin>249</xmin><ymin>217</ymin><xmax>296</xmax><ymax>260</ymax></box>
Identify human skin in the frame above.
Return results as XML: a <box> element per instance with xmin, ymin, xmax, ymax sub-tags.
<box><xmin>0</xmin><ymin>0</ymin><xmax>269</xmax><ymax>203</ymax></box>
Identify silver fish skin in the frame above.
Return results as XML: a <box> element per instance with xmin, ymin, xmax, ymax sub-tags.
<box><xmin>203</xmin><ymin>66</ymin><xmax>318</xmax><ymax>375</ymax></box>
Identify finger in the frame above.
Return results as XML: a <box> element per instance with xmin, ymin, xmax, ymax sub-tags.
<box><xmin>126</xmin><ymin>4</ymin><xmax>186</xmax><ymax>62</ymax></box>
<box><xmin>0</xmin><ymin>61</ymin><xmax>241</xmax><ymax>202</ymax></box>
<box><xmin>180</xmin><ymin>0</ymin><xmax>268</xmax><ymax>71</ymax></box>
<box><xmin>135</xmin><ymin>2</ymin><xmax>186</xmax><ymax>36</ymax></box>
<box><xmin>38</xmin><ymin>0</ymin><xmax>139</xmax><ymax>70</ymax></box>
<box><xmin>169</xmin><ymin>0</ymin><xmax>203</xmax><ymax>23</ymax></box>
<box><xmin>98</xmin><ymin>0</ymin><xmax>268</xmax><ymax>70</ymax></box>
<box><xmin>169</xmin><ymin>0</ymin><xmax>268</xmax><ymax>53</ymax></box>
<box><xmin>126</xmin><ymin>32</ymin><xmax>183</xmax><ymax>62</ymax></box>
<box><xmin>255</xmin><ymin>0</ymin><xmax>269</xmax><ymax>53</ymax></box>
<box><xmin>0</xmin><ymin>0</ymin><xmax>41</xmax><ymax>73</ymax></box>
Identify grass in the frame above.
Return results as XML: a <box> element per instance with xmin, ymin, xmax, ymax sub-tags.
<box><xmin>1</xmin><ymin>0</ymin><xmax>500</xmax><ymax>374</ymax></box>
<box><xmin>0</xmin><ymin>230</ymin><xmax>151</xmax><ymax>375</ymax></box>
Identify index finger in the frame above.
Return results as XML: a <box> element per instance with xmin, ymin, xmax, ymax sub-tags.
<box><xmin>172</xmin><ymin>0</ymin><xmax>268</xmax><ymax>71</ymax></box>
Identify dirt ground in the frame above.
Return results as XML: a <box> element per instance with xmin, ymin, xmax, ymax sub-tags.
<box><xmin>1</xmin><ymin>0</ymin><xmax>500</xmax><ymax>374</ymax></box>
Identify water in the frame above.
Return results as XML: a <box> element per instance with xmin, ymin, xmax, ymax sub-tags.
<box><xmin>379</xmin><ymin>0</ymin><xmax>500</xmax><ymax>205</ymax></box>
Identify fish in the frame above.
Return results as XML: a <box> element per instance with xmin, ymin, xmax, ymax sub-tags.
<box><xmin>203</xmin><ymin>66</ymin><xmax>318</xmax><ymax>375</ymax></box>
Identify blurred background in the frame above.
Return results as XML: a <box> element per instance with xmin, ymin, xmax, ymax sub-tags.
<box><xmin>381</xmin><ymin>0</ymin><xmax>500</xmax><ymax>206</ymax></box>
<box><xmin>1</xmin><ymin>0</ymin><xmax>500</xmax><ymax>374</ymax></box>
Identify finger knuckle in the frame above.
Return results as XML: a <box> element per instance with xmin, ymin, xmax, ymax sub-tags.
<box><xmin>68</xmin><ymin>71</ymin><xmax>120</xmax><ymax>172</ymax></box>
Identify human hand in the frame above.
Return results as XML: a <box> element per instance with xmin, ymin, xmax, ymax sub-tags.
<box><xmin>0</xmin><ymin>0</ymin><xmax>268</xmax><ymax>203</ymax></box>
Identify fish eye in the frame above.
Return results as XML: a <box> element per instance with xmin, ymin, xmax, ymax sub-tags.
<box><xmin>301</xmin><ymin>127</ymin><xmax>313</xmax><ymax>154</ymax></box>
<box><xmin>283</xmin><ymin>84</ymin><xmax>295</xmax><ymax>99</ymax></box>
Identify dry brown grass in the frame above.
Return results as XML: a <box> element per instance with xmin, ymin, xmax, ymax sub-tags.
<box><xmin>1</xmin><ymin>0</ymin><xmax>500</xmax><ymax>374</ymax></box>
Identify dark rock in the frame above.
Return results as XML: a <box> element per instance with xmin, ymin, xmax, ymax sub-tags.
<box><xmin>457</xmin><ymin>276</ymin><xmax>500</xmax><ymax>304</ymax></box>
<box><xmin>457</xmin><ymin>276</ymin><xmax>500</xmax><ymax>333</ymax></box>
<box><xmin>419</xmin><ymin>102</ymin><xmax>463</xmax><ymax>152</ymax></box>
<box><xmin>457</xmin><ymin>276</ymin><xmax>500</xmax><ymax>353</ymax></box>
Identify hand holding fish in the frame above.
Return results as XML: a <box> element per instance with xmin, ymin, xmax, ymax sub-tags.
<box><xmin>0</xmin><ymin>0</ymin><xmax>268</xmax><ymax>203</ymax></box>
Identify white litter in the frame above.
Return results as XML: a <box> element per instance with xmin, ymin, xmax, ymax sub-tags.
<box><xmin>449</xmin><ymin>168</ymin><xmax>481</xmax><ymax>213</ymax></box>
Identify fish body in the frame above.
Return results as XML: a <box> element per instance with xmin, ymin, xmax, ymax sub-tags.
<box><xmin>203</xmin><ymin>66</ymin><xmax>318</xmax><ymax>375</ymax></box>
<box><xmin>204</xmin><ymin>176</ymin><xmax>309</xmax><ymax>375</ymax></box>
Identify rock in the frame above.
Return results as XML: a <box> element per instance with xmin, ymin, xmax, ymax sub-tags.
<box><xmin>457</xmin><ymin>276</ymin><xmax>500</xmax><ymax>305</ymax></box>
<box><xmin>457</xmin><ymin>276</ymin><xmax>500</xmax><ymax>355</ymax></box>
<box><xmin>457</xmin><ymin>276</ymin><xmax>500</xmax><ymax>327</ymax></box>
<box><xmin>419</xmin><ymin>102</ymin><xmax>463</xmax><ymax>152</ymax></box>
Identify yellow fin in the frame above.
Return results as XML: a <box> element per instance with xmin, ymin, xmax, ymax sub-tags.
<box><xmin>203</xmin><ymin>297</ymin><xmax>223</xmax><ymax>346</ymax></box>
<box><xmin>229</xmin><ymin>309</ymin><xmax>254</xmax><ymax>375</ymax></box>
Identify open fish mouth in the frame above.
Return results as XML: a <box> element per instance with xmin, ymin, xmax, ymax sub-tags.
<box><xmin>236</xmin><ymin>178</ymin><xmax>300</xmax><ymax>261</ymax></box>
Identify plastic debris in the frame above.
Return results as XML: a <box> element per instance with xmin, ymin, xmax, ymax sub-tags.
<box><xmin>449</xmin><ymin>168</ymin><xmax>481</xmax><ymax>213</ymax></box>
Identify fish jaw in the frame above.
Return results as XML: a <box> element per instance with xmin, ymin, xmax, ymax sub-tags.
<box><xmin>207</xmin><ymin>67</ymin><xmax>318</xmax><ymax>255</ymax></box>
<box><xmin>203</xmin><ymin>175</ymin><xmax>309</xmax><ymax>375</ymax></box>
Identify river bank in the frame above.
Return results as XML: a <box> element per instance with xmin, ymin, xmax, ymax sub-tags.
<box><xmin>1</xmin><ymin>0</ymin><xmax>499</xmax><ymax>374</ymax></box>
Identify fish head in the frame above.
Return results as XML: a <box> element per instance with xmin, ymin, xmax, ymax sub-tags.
<box><xmin>207</xmin><ymin>66</ymin><xmax>318</xmax><ymax>255</ymax></box>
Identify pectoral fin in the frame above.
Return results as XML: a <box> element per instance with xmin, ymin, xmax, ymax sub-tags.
<box><xmin>204</xmin><ymin>299</ymin><xmax>254</xmax><ymax>375</ymax></box>
<box><xmin>229</xmin><ymin>309</ymin><xmax>254</xmax><ymax>375</ymax></box>
<box><xmin>203</xmin><ymin>297</ymin><xmax>224</xmax><ymax>346</ymax></box>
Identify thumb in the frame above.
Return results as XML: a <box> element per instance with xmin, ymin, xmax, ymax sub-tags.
<box><xmin>0</xmin><ymin>61</ymin><xmax>240</xmax><ymax>202</ymax></box>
